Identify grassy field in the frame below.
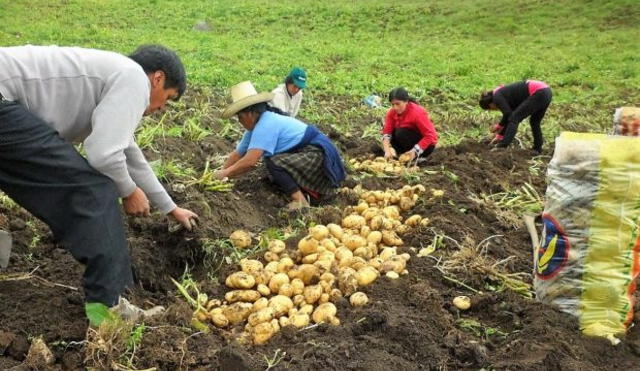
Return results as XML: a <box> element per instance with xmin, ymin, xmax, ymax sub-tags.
<box><xmin>1</xmin><ymin>0</ymin><xmax>639</xmax><ymax>145</ymax></box>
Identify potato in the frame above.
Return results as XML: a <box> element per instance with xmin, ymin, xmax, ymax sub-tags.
<box><xmin>355</xmin><ymin>201</ymin><xmax>369</xmax><ymax>214</ymax></box>
<box><xmin>268</xmin><ymin>273</ymin><xmax>290</xmax><ymax>293</ymax></box>
<box><xmin>290</xmin><ymin>313</ymin><xmax>310</xmax><ymax>328</ymax></box>
<box><xmin>298</xmin><ymin>264</ymin><xmax>320</xmax><ymax>284</ymax></box>
<box><xmin>350</xmin><ymin>257</ymin><xmax>368</xmax><ymax>271</ymax></box>
<box><xmin>359</xmin><ymin>225</ymin><xmax>371</xmax><ymax>238</ymax></box>
<box><xmin>353</xmin><ymin>247</ymin><xmax>372</xmax><ymax>259</ymax></box>
<box><xmin>248</xmin><ymin>307</ymin><xmax>275</xmax><ymax>326</ymax></box>
<box><xmin>362</xmin><ymin>208</ymin><xmax>381</xmax><ymax>221</ymax></box>
<box><xmin>382</xmin><ymin>206</ymin><xmax>400</xmax><ymax>220</ymax></box>
<box><xmin>302</xmin><ymin>253</ymin><xmax>318</xmax><ymax>264</ymax></box>
<box><xmin>356</xmin><ymin>266</ymin><xmax>379</xmax><ymax>286</ymax></box>
<box><xmin>453</xmin><ymin>296</ymin><xmax>471</xmax><ymax>310</ymax></box>
<box><xmin>399</xmin><ymin>197</ymin><xmax>414</xmax><ymax>211</ymax></box>
<box><xmin>368</xmin><ymin>257</ymin><xmax>384</xmax><ymax>270</ymax></box>
<box><xmin>320</xmin><ymin>272</ymin><xmax>335</xmax><ymax>283</ymax></box>
<box><xmin>420</xmin><ymin>218</ymin><xmax>430</xmax><ymax>227</ymax></box>
<box><xmin>309</xmin><ymin>225</ymin><xmax>330</xmax><ymax>241</ymax></box>
<box><xmin>265</xmin><ymin>261</ymin><xmax>280</xmax><ymax>273</ymax></box>
<box><xmin>379</xmin><ymin>247</ymin><xmax>397</xmax><ymax>261</ymax></box>
<box><xmin>320</xmin><ymin>238</ymin><xmax>337</xmax><ymax>252</ymax></box>
<box><xmin>240</xmin><ymin>259</ymin><xmax>264</xmax><ymax>276</ymax></box>
<box><xmin>303</xmin><ymin>284</ymin><xmax>323</xmax><ymax>304</ymax></box>
<box><xmin>225</xmin><ymin>290</ymin><xmax>261</xmax><ymax>303</ymax></box>
<box><xmin>230</xmin><ymin>230</ymin><xmax>252</xmax><ymax>249</ymax></box>
<box><xmin>382</xmin><ymin>231</ymin><xmax>403</xmax><ymax>247</ymax></box>
<box><xmin>271</xmin><ymin>318</ymin><xmax>281</xmax><ymax>332</ymax></box>
<box><xmin>338</xmin><ymin>256</ymin><xmax>353</xmax><ymax>268</ymax></box>
<box><xmin>412</xmin><ymin>184</ymin><xmax>426</xmax><ymax>193</ymax></box>
<box><xmin>264</xmin><ymin>251</ymin><xmax>280</xmax><ymax>262</ymax></box>
<box><xmin>314</xmin><ymin>258</ymin><xmax>333</xmax><ymax>272</ymax></box>
<box><xmin>298</xmin><ymin>236</ymin><xmax>319</xmax><ymax>256</ymax></box>
<box><xmin>253</xmin><ymin>270</ymin><xmax>274</xmax><ymax>287</ymax></box>
<box><xmin>206</xmin><ymin>299</ymin><xmax>222</xmax><ymax>311</ymax></box>
<box><xmin>293</xmin><ymin>294</ymin><xmax>305</xmax><ymax>306</ymax></box>
<box><xmin>299</xmin><ymin>304</ymin><xmax>314</xmax><ymax>315</ymax></box>
<box><xmin>319</xmin><ymin>280</ymin><xmax>332</xmax><ymax>294</ymax></box>
<box><xmin>396</xmin><ymin>225</ymin><xmax>410</xmax><ymax>235</ymax></box>
<box><xmin>290</xmin><ymin>278</ymin><xmax>305</xmax><ymax>295</ymax></box>
<box><xmin>268</xmin><ymin>295</ymin><xmax>294</xmax><ymax>316</ymax></box>
<box><xmin>268</xmin><ymin>239</ymin><xmax>286</xmax><ymax>254</ymax></box>
<box><xmin>252</xmin><ymin>322</ymin><xmax>276</xmax><ymax>345</ymax></box>
<box><xmin>329</xmin><ymin>288</ymin><xmax>343</xmax><ymax>302</ymax></box>
<box><xmin>338</xmin><ymin>268</ymin><xmax>358</xmax><ymax>296</ymax></box>
<box><xmin>401</xmin><ymin>269</ymin><xmax>408</xmax><ymax>276</ymax></box>
<box><xmin>366</xmin><ymin>230</ymin><xmax>383</xmax><ymax>245</ymax></box>
<box><xmin>400</xmin><ymin>253</ymin><xmax>411</xmax><ymax>261</ymax></box>
<box><xmin>226</xmin><ymin>272</ymin><xmax>256</xmax><ymax>289</ymax></box>
<box><xmin>287</xmin><ymin>266</ymin><xmax>301</xmax><ymax>280</ymax></box>
<box><xmin>370</xmin><ymin>215</ymin><xmax>383</xmax><ymax>230</ymax></box>
<box><xmin>381</xmin><ymin>218</ymin><xmax>394</xmax><ymax>230</ymax></box>
<box><xmin>195</xmin><ymin>309</ymin><xmax>208</xmax><ymax>322</ymax></box>
<box><xmin>279</xmin><ymin>283</ymin><xmax>294</xmax><ymax>297</ymax></box>
<box><xmin>343</xmin><ymin>235</ymin><xmax>366</xmax><ymax>250</ymax></box>
<box><xmin>404</xmin><ymin>215</ymin><xmax>422</xmax><ymax>227</ymax></box>
<box><xmin>279</xmin><ymin>316</ymin><xmax>290</xmax><ymax>328</ymax></box>
<box><xmin>277</xmin><ymin>257</ymin><xmax>295</xmax><ymax>272</ymax></box>
<box><xmin>342</xmin><ymin>215</ymin><xmax>366</xmax><ymax>229</ymax></box>
<box><xmin>223</xmin><ymin>302</ymin><xmax>253</xmax><ymax>325</ymax></box>
<box><xmin>312</xmin><ymin>303</ymin><xmax>339</xmax><ymax>325</ymax></box>
<box><xmin>335</xmin><ymin>247</ymin><xmax>354</xmax><ymax>262</ymax></box>
<box><xmin>385</xmin><ymin>271</ymin><xmax>400</xmax><ymax>279</ymax></box>
<box><xmin>349</xmin><ymin>292</ymin><xmax>369</xmax><ymax>307</ymax></box>
<box><xmin>381</xmin><ymin>255</ymin><xmax>406</xmax><ymax>274</ymax></box>
<box><xmin>253</xmin><ymin>297</ymin><xmax>269</xmax><ymax>312</ymax></box>
<box><xmin>327</xmin><ymin>223</ymin><xmax>344</xmax><ymax>240</ymax></box>
<box><xmin>288</xmin><ymin>308</ymin><xmax>298</xmax><ymax>317</ymax></box>
<box><xmin>209</xmin><ymin>307</ymin><xmax>229</xmax><ymax>327</ymax></box>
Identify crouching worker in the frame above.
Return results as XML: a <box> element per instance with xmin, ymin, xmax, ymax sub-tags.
<box><xmin>382</xmin><ymin>87</ymin><xmax>438</xmax><ymax>163</ymax></box>
<box><xmin>0</xmin><ymin>45</ymin><xmax>198</xmax><ymax>326</ymax></box>
<box><xmin>217</xmin><ymin>81</ymin><xmax>346</xmax><ymax>210</ymax></box>
<box><xmin>479</xmin><ymin>80</ymin><xmax>552</xmax><ymax>153</ymax></box>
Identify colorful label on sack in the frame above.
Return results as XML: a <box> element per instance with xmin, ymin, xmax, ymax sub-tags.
<box><xmin>536</xmin><ymin>214</ymin><xmax>570</xmax><ymax>279</ymax></box>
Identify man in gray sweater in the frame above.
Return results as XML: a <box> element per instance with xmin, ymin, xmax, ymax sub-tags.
<box><xmin>0</xmin><ymin>44</ymin><xmax>198</xmax><ymax>325</ymax></box>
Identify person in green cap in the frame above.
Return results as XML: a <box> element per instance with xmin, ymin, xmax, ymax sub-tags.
<box><xmin>270</xmin><ymin>67</ymin><xmax>307</xmax><ymax>117</ymax></box>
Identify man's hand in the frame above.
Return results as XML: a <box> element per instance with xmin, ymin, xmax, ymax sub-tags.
<box><xmin>489</xmin><ymin>134</ymin><xmax>504</xmax><ymax>146</ymax></box>
<box><xmin>400</xmin><ymin>149</ymin><xmax>416</xmax><ymax>162</ymax></box>
<box><xmin>169</xmin><ymin>207</ymin><xmax>199</xmax><ymax>231</ymax></box>
<box><xmin>384</xmin><ymin>147</ymin><xmax>397</xmax><ymax>160</ymax></box>
<box><xmin>123</xmin><ymin>187</ymin><xmax>150</xmax><ymax>216</ymax></box>
<box><xmin>214</xmin><ymin>169</ymin><xmax>228</xmax><ymax>180</ymax></box>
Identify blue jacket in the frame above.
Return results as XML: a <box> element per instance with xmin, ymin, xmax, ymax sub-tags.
<box><xmin>288</xmin><ymin>125</ymin><xmax>346</xmax><ymax>187</ymax></box>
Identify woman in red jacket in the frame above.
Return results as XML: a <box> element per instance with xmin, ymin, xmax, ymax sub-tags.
<box><xmin>382</xmin><ymin>87</ymin><xmax>438</xmax><ymax>162</ymax></box>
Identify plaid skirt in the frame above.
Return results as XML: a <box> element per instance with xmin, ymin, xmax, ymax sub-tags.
<box><xmin>269</xmin><ymin>145</ymin><xmax>336</xmax><ymax>198</ymax></box>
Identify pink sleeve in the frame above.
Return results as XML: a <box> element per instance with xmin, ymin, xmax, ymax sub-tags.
<box><xmin>527</xmin><ymin>80</ymin><xmax>549</xmax><ymax>95</ymax></box>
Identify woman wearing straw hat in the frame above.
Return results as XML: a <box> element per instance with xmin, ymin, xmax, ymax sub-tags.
<box><xmin>216</xmin><ymin>81</ymin><xmax>346</xmax><ymax>209</ymax></box>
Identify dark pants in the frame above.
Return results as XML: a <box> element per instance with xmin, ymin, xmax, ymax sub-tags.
<box><xmin>499</xmin><ymin>88</ymin><xmax>552</xmax><ymax>152</ymax></box>
<box><xmin>391</xmin><ymin>128</ymin><xmax>435</xmax><ymax>157</ymax></box>
<box><xmin>265</xmin><ymin>157</ymin><xmax>300</xmax><ymax>196</ymax></box>
<box><xmin>0</xmin><ymin>100</ymin><xmax>132</xmax><ymax>306</ymax></box>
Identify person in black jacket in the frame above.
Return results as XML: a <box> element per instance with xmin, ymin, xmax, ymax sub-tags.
<box><xmin>479</xmin><ymin>80</ymin><xmax>552</xmax><ymax>153</ymax></box>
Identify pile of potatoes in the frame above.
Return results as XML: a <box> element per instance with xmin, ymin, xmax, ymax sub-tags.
<box><xmin>194</xmin><ymin>184</ymin><xmax>430</xmax><ymax>345</ymax></box>
<box><xmin>349</xmin><ymin>156</ymin><xmax>419</xmax><ymax>175</ymax></box>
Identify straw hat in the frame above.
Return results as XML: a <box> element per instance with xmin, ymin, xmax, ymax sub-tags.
<box><xmin>222</xmin><ymin>81</ymin><xmax>275</xmax><ymax>118</ymax></box>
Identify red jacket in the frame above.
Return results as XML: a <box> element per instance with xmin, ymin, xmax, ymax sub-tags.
<box><xmin>382</xmin><ymin>102</ymin><xmax>438</xmax><ymax>150</ymax></box>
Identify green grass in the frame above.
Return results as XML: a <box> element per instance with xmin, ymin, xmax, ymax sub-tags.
<box><xmin>1</xmin><ymin>0</ymin><xmax>638</xmax><ymax>145</ymax></box>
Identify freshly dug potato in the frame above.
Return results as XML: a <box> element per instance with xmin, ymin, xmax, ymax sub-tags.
<box><xmin>370</xmin><ymin>215</ymin><xmax>383</xmax><ymax>230</ymax></box>
<box><xmin>309</xmin><ymin>225</ymin><xmax>330</xmax><ymax>241</ymax></box>
<box><xmin>320</xmin><ymin>272</ymin><xmax>335</xmax><ymax>283</ymax></box>
<box><xmin>252</xmin><ymin>322</ymin><xmax>277</xmax><ymax>345</ymax></box>
<box><xmin>277</xmin><ymin>257</ymin><xmax>295</xmax><ymax>272</ymax></box>
<box><xmin>225</xmin><ymin>290</ymin><xmax>261</xmax><ymax>303</ymax></box>
<box><xmin>264</xmin><ymin>261</ymin><xmax>280</xmax><ymax>273</ymax></box>
<box><xmin>288</xmin><ymin>307</ymin><xmax>298</xmax><ymax>317</ymax></box>
<box><xmin>413</xmin><ymin>184</ymin><xmax>426</xmax><ymax>193</ymax></box>
<box><xmin>355</xmin><ymin>201</ymin><xmax>369</xmax><ymax>214</ymax></box>
<box><xmin>338</xmin><ymin>268</ymin><xmax>358</xmax><ymax>296</ymax></box>
<box><xmin>319</xmin><ymin>293</ymin><xmax>330</xmax><ymax>303</ymax></box>
<box><xmin>382</xmin><ymin>231</ymin><xmax>403</xmax><ymax>246</ymax></box>
<box><xmin>230</xmin><ymin>230</ymin><xmax>252</xmax><ymax>249</ymax></box>
<box><xmin>453</xmin><ymin>296</ymin><xmax>471</xmax><ymax>310</ymax></box>
<box><xmin>264</xmin><ymin>251</ymin><xmax>280</xmax><ymax>262</ymax></box>
<box><xmin>226</xmin><ymin>272</ymin><xmax>256</xmax><ymax>289</ymax></box>
<box><xmin>253</xmin><ymin>297</ymin><xmax>269</xmax><ymax>312</ymax></box>
<box><xmin>349</xmin><ymin>292</ymin><xmax>369</xmax><ymax>307</ymax></box>
<box><xmin>329</xmin><ymin>288</ymin><xmax>343</xmax><ymax>302</ymax></box>
<box><xmin>268</xmin><ymin>273</ymin><xmax>290</xmax><ymax>293</ymax></box>
<box><xmin>293</xmin><ymin>294</ymin><xmax>305</xmax><ymax>306</ymax></box>
<box><xmin>278</xmin><ymin>283</ymin><xmax>294</xmax><ymax>297</ymax></box>
<box><xmin>268</xmin><ymin>295</ymin><xmax>294</xmax><ymax>316</ymax></box>
<box><xmin>381</xmin><ymin>255</ymin><xmax>406</xmax><ymax>274</ymax></box>
<box><xmin>320</xmin><ymin>238</ymin><xmax>337</xmax><ymax>252</ymax></box>
<box><xmin>209</xmin><ymin>307</ymin><xmax>229</xmax><ymax>327</ymax></box>
<box><xmin>302</xmin><ymin>253</ymin><xmax>318</xmax><ymax>264</ymax></box>
<box><xmin>240</xmin><ymin>259</ymin><xmax>264</xmax><ymax>275</ymax></box>
<box><xmin>223</xmin><ymin>302</ymin><xmax>253</xmax><ymax>325</ymax></box>
<box><xmin>362</xmin><ymin>208</ymin><xmax>381</xmax><ymax>221</ymax></box>
<box><xmin>343</xmin><ymin>235</ymin><xmax>366</xmax><ymax>250</ymax></box>
<box><xmin>396</xmin><ymin>224</ymin><xmax>410</xmax><ymax>235</ymax></box>
<box><xmin>368</xmin><ymin>257</ymin><xmax>384</xmax><ymax>270</ymax></box>
<box><xmin>399</xmin><ymin>197</ymin><xmax>414</xmax><ymax>211</ymax></box>
<box><xmin>327</xmin><ymin>223</ymin><xmax>344</xmax><ymax>240</ymax></box>
<box><xmin>195</xmin><ymin>309</ymin><xmax>208</xmax><ymax>322</ymax></box>
<box><xmin>279</xmin><ymin>316</ymin><xmax>290</xmax><ymax>328</ymax></box>
<box><xmin>356</xmin><ymin>266</ymin><xmax>379</xmax><ymax>286</ymax></box>
<box><xmin>299</xmin><ymin>304</ymin><xmax>314</xmax><ymax>316</ymax></box>
<box><xmin>298</xmin><ymin>236</ymin><xmax>319</xmax><ymax>256</ymax></box>
<box><xmin>366</xmin><ymin>230</ymin><xmax>383</xmax><ymax>244</ymax></box>
<box><xmin>400</xmin><ymin>253</ymin><xmax>411</xmax><ymax>261</ymax></box>
<box><xmin>268</xmin><ymin>239</ymin><xmax>286</xmax><ymax>254</ymax></box>
<box><xmin>312</xmin><ymin>303</ymin><xmax>339</xmax><ymax>325</ymax></box>
<box><xmin>290</xmin><ymin>313</ymin><xmax>310</xmax><ymax>328</ymax></box>
<box><xmin>404</xmin><ymin>215</ymin><xmax>422</xmax><ymax>227</ymax></box>
<box><xmin>271</xmin><ymin>318</ymin><xmax>281</xmax><ymax>332</ymax></box>
<box><xmin>379</xmin><ymin>247</ymin><xmax>397</xmax><ymax>261</ymax></box>
<box><xmin>303</xmin><ymin>284</ymin><xmax>323</xmax><ymax>304</ymax></box>
<box><xmin>298</xmin><ymin>264</ymin><xmax>320</xmax><ymax>284</ymax></box>
<box><xmin>342</xmin><ymin>215</ymin><xmax>366</xmax><ymax>229</ymax></box>
<box><xmin>206</xmin><ymin>299</ymin><xmax>222</xmax><ymax>311</ymax></box>
<box><xmin>248</xmin><ymin>307</ymin><xmax>275</xmax><ymax>326</ymax></box>
<box><xmin>359</xmin><ymin>225</ymin><xmax>371</xmax><ymax>238</ymax></box>
<box><xmin>382</xmin><ymin>206</ymin><xmax>400</xmax><ymax>220</ymax></box>
<box><xmin>350</xmin><ymin>257</ymin><xmax>368</xmax><ymax>271</ymax></box>
<box><xmin>335</xmin><ymin>247</ymin><xmax>354</xmax><ymax>262</ymax></box>
<box><xmin>385</xmin><ymin>271</ymin><xmax>400</xmax><ymax>279</ymax></box>
<box><xmin>314</xmin><ymin>258</ymin><xmax>333</xmax><ymax>272</ymax></box>
<box><xmin>290</xmin><ymin>278</ymin><xmax>305</xmax><ymax>295</ymax></box>
<box><xmin>420</xmin><ymin>218</ymin><xmax>430</xmax><ymax>227</ymax></box>
<box><xmin>353</xmin><ymin>247</ymin><xmax>372</xmax><ymax>259</ymax></box>
<box><xmin>319</xmin><ymin>280</ymin><xmax>332</xmax><ymax>294</ymax></box>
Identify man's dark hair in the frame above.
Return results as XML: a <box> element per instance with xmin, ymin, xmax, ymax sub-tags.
<box><xmin>239</xmin><ymin>102</ymin><xmax>288</xmax><ymax>116</ymax></box>
<box><xmin>129</xmin><ymin>45</ymin><xmax>186</xmax><ymax>98</ymax></box>
<box><xmin>284</xmin><ymin>76</ymin><xmax>294</xmax><ymax>85</ymax></box>
<box><xmin>388</xmin><ymin>87</ymin><xmax>417</xmax><ymax>103</ymax></box>
<box><xmin>479</xmin><ymin>91</ymin><xmax>493</xmax><ymax>109</ymax></box>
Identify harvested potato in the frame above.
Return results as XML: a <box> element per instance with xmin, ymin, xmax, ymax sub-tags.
<box><xmin>320</xmin><ymin>238</ymin><xmax>337</xmax><ymax>252</ymax></box>
<box><xmin>319</xmin><ymin>279</ymin><xmax>332</xmax><ymax>294</ymax></box>
<box><xmin>225</xmin><ymin>290</ymin><xmax>261</xmax><ymax>303</ymax></box>
<box><xmin>355</xmin><ymin>201</ymin><xmax>369</xmax><ymax>214</ymax></box>
<box><xmin>327</xmin><ymin>223</ymin><xmax>344</xmax><ymax>240</ymax></box>
<box><xmin>279</xmin><ymin>316</ymin><xmax>290</xmax><ymax>328</ymax></box>
<box><xmin>230</xmin><ymin>230</ymin><xmax>252</xmax><ymax>249</ymax></box>
<box><xmin>342</xmin><ymin>215</ymin><xmax>366</xmax><ymax>229</ymax></box>
<box><xmin>335</xmin><ymin>247</ymin><xmax>354</xmax><ymax>262</ymax></box>
<box><xmin>293</xmin><ymin>294</ymin><xmax>305</xmax><ymax>306</ymax></box>
<box><xmin>240</xmin><ymin>259</ymin><xmax>264</xmax><ymax>276</ymax></box>
<box><xmin>288</xmin><ymin>307</ymin><xmax>298</xmax><ymax>317</ymax></box>
<box><xmin>309</xmin><ymin>225</ymin><xmax>330</xmax><ymax>241</ymax></box>
<box><xmin>268</xmin><ymin>239</ymin><xmax>286</xmax><ymax>254</ymax></box>
<box><xmin>396</xmin><ymin>224</ymin><xmax>410</xmax><ymax>235</ymax></box>
<box><xmin>420</xmin><ymin>218</ymin><xmax>430</xmax><ymax>227</ymax></box>
<box><xmin>209</xmin><ymin>307</ymin><xmax>229</xmax><ymax>327</ymax></box>
<box><xmin>366</xmin><ymin>230</ymin><xmax>383</xmax><ymax>244</ymax></box>
<box><xmin>298</xmin><ymin>264</ymin><xmax>320</xmax><ymax>284</ymax></box>
<box><xmin>320</xmin><ymin>272</ymin><xmax>335</xmax><ymax>283</ymax></box>
<box><xmin>338</xmin><ymin>268</ymin><xmax>358</xmax><ymax>296</ymax></box>
<box><xmin>329</xmin><ymin>288</ymin><xmax>343</xmax><ymax>302</ymax></box>
<box><xmin>353</xmin><ymin>247</ymin><xmax>372</xmax><ymax>259</ymax></box>
<box><xmin>370</xmin><ymin>215</ymin><xmax>383</xmax><ymax>230</ymax></box>
<box><xmin>382</xmin><ymin>231</ymin><xmax>403</xmax><ymax>246</ymax></box>
<box><xmin>314</xmin><ymin>258</ymin><xmax>333</xmax><ymax>272</ymax></box>
<box><xmin>399</xmin><ymin>197</ymin><xmax>414</xmax><ymax>211</ymax></box>
<box><xmin>299</xmin><ymin>304</ymin><xmax>314</xmax><ymax>315</ymax></box>
<box><xmin>223</xmin><ymin>302</ymin><xmax>253</xmax><ymax>325</ymax></box>
<box><xmin>271</xmin><ymin>319</ymin><xmax>281</xmax><ymax>332</ymax></box>
<box><xmin>252</xmin><ymin>322</ymin><xmax>276</xmax><ymax>345</ymax></box>
<box><xmin>206</xmin><ymin>299</ymin><xmax>222</xmax><ymax>311</ymax></box>
<box><xmin>253</xmin><ymin>297</ymin><xmax>269</xmax><ymax>312</ymax></box>
<box><xmin>303</xmin><ymin>284</ymin><xmax>323</xmax><ymax>304</ymax></box>
<box><xmin>379</xmin><ymin>247</ymin><xmax>397</xmax><ymax>261</ymax></box>
<box><xmin>277</xmin><ymin>257</ymin><xmax>295</xmax><ymax>272</ymax></box>
<box><xmin>359</xmin><ymin>225</ymin><xmax>371</xmax><ymax>238</ymax></box>
<box><xmin>302</xmin><ymin>253</ymin><xmax>318</xmax><ymax>264</ymax></box>
<box><xmin>268</xmin><ymin>273</ymin><xmax>290</xmax><ymax>293</ymax></box>
<box><xmin>350</xmin><ymin>257</ymin><xmax>368</xmax><ymax>271</ymax></box>
<box><xmin>368</xmin><ymin>257</ymin><xmax>384</xmax><ymax>270</ymax></box>
<box><xmin>381</xmin><ymin>255</ymin><xmax>406</xmax><ymax>274</ymax></box>
<box><xmin>400</xmin><ymin>253</ymin><xmax>411</xmax><ymax>261</ymax></box>
<box><xmin>385</xmin><ymin>271</ymin><xmax>400</xmax><ymax>279</ymax></box>
<box><xmin>264</xmin><ymin>251</ymin><xmax>280</xmax><ymax>262</ymax></box>
<box><xmin>343</xmin><ymin>235</ymin><xmax>366</xmax><ymax>250</ymax></box>
<box><xmin>453</xmin><ymin>296</ymin><xmax>471</xmax><ymax>310</ymax></box>
<box><xmin>404</xmin><ymin>215</ymin><xmax>422</xmax><ymax>227</ymax></box>
<box><xmin>312</xmin><ymin>303</ymin><xmax>339</xmax><ymax>325</ymax></box>
<box><xmin>268</xmin><ymin>295</ymin><xmax>294</xmax><ymax>316</ymax></box>
<box><xmin>382</xmin><ymin>206</ymin><xmax>400</xmax><ymax>220</ymax></box>
<box><xmin>226</xmin><ymin>272</ymin><xmax>256</xmax><ymax>289</ymax></box>
<box><xmin>195</xmin><ymin>309</ymin><xmax>208</xmax><ymax>322</ymax></box>
<box><xmin>290</xmin><ymin>313</ymin><xmax>310</xmax><ymax>328</ymax></box>
<box><xmin>362</xmin><ymin>208</ymin><xmax>381</xmax><ymax>221</ymax></box>
<box><xmin>290</xmin><ymin>278</ymin><xmax>305</xmax><ymax>295</ymax></box>
<box><xmin>298</xmin><ymin>236</ymin><xmax>319</xmax><ymax>256</ymax></box>
<box><xmin>278</xmin><ymin>283</ymin><xmax>294</xmax><ymax>297</ymax></box>
<box><xmin>264</xmin><ymin>261</ymin><xmax>280</xmax><ymax>273</ymax></box>
<box><xmin>248</xmin><ymin>307</ymin><xmax>275</xmax><ymax>326</ymax></box>
<box><xmin>349</xmin><ymin>292</ymin><xmax>369</xmax><ymax>307</ymax></box>
<box><xmin>356</xmin><ymin>266</ymin><xmax>379</xmax><ymax>286</ymax></box>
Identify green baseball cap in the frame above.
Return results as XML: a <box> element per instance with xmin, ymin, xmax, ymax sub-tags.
<box><xmin>287</xmin><ymin>67</ymin><xmax>307</xmax><ymax>89</ymax></box>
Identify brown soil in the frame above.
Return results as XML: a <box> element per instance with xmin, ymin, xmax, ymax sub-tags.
<box><xmin>1</xmin><ymin>92</ymin><xmax>639</xmax><ymax>370</ymax></box>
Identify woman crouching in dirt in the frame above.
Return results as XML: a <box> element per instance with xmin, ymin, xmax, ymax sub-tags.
<box><xmin>216</xmin><ymin>81</ymin><xmax>346</xmax><ymax>210</ymax></box>
<box><xmin>479</xmin><ymin>80</ymin><xmax>552</xmax><ymax>154</ymax></box>
<box><xmin>382</xmin><ymin>87</ymin><xmax>438</xmax><ymax>163</ymax></box>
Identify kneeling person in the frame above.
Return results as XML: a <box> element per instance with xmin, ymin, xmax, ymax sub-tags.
<box><xmin>218</xmin><ymin>81</ymin><xmax>346</xmax><ymax>209</ymax></box>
